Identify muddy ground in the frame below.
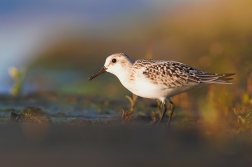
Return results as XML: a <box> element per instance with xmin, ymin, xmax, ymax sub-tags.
<box><xmin>0</xmin><ymin>92</ymin><xmax>252</xmax><ymax>167</ymax></box>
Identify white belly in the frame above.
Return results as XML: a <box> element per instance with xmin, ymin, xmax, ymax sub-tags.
<box><xmin>120</xmin><ymin>76</ymin><xmax>199</xmax><ymax>101</ymax></box>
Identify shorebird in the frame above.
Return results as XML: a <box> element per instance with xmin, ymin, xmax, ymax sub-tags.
<box><xmin>89</xmin><ymin>53</ymin><xmax>234</xmax><ymax>125</ymax></box>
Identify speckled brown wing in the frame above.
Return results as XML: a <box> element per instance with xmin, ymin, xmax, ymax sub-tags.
<box><xmin>133</xmin><ymin>59</ymin><xmax>204</xmax><ymax>88</ymax></box>
<box><xmin>133</xmin><ymin>59</ymin><xmax>235</xmax><ymax>87</ymax></box>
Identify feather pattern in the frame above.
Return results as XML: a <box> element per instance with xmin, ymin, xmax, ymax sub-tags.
<box><xmin>132</xmin><ymin>59</ymin><xmax>234</xmax><ymax>88</ymax></box>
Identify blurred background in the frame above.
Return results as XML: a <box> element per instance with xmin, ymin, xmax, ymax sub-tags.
<box><xmin>1</xmin><ymin>0</ymin><xmax>252</xmax><ymax>123</ymax></box>
<box><xmin>1</xmin><ymin>0</ymin><xmax>251</xmax><ymax>93</ymax></box>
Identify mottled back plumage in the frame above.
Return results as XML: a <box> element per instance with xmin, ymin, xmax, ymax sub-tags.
<box><xmin>132</xmin><ymin>59</ymin><xmax>234</xmax><ymax>88</ymax></box>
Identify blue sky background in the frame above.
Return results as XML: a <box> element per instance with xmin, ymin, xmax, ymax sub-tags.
<box><xmin>0</xmin><ymin>0</ymin><xmax>181</xmax><ymax>92</ymax></box>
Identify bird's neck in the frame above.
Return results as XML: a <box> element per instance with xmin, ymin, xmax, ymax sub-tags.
<box><xmin>114</xmin><ymin>63</ymin><xmax>135</xmax><ymax>89</ymax></box>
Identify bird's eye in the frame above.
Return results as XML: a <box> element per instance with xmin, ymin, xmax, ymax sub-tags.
<box><xmin>112</xmin><ymin>58</ymin><xmax>117</xmax><ymax>63</ymax></box>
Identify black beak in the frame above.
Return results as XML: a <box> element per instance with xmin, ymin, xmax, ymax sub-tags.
<box><xmin>88</xmin><ymin>66</ymin><xmax>107</xmax><ymax>80</ymax></box>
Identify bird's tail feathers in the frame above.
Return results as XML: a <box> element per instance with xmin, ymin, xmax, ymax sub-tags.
<box><xmin>199</xmin><ymin>73</ymin><xmax>235</xmax><ymax>84</ymax></box>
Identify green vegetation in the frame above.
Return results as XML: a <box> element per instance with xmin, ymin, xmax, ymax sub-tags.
<box><xmin>8</xmin><ymin>107</ymin><xmax>51</xmax><ymax>123</ymax></box>
<box><xmin>8</xmin><ymin>67</ymin><xmax>26</xmax><ymax>96</ymax></box>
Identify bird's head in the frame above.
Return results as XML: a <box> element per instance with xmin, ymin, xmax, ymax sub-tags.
<box><xmin>88</xmin><ymin>53</ymin><xmax>134</xmax><ymax>80</ymax></box>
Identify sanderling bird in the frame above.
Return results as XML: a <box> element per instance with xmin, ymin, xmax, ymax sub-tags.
<box><xmin>89</xmin><ymin>53</ymin><xmax>235</xmax><ymax>125</ymax></box>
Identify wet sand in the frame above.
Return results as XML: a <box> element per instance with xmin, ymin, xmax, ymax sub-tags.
<box><xmin>0</xmin><ymin>92</ymin><xmax>251</xmax><ymax>167</ymax></box>
<box><xmin>1</xmin><ymin>123</ymin><xmax>252</xmax><ymax>167</ymax></box>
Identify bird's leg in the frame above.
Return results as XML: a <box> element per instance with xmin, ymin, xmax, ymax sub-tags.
<box><xmin>158</xmin><ymin>102</ymin><xmax>167</xmax><ymax>125</ymax></box>
<box><xmin>167</xmin><ymin>99</ymin><xmax>175</xmax><ymax>126</ymax></box>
